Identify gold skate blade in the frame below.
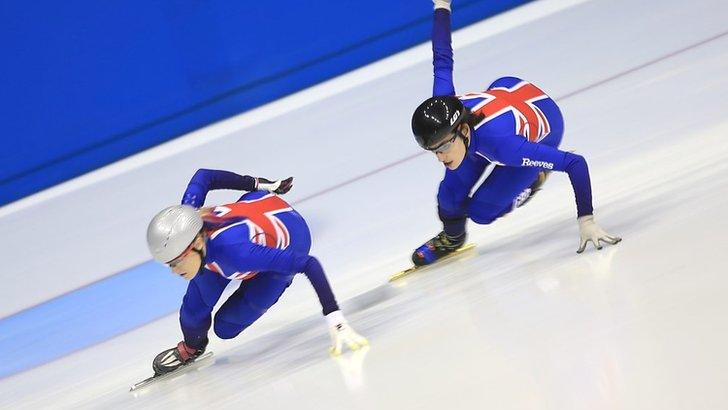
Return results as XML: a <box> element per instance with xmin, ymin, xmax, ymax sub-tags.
<box><xmin>389</xmin><ymin>243</ymin><xmax>476</xmax><ymax>282</ymax></box>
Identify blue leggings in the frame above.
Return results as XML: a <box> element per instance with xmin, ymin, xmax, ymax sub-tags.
<box><xmin>213</xmin><ymin>272</ymin><xmax>294</xmax><ymax>339</ymax></box>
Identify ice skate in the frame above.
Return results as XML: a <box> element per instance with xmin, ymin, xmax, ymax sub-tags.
<box><xmin>412</xmin><ymin>231</ymin><xmax>467</xmax><ymax>267</ymax></box>
<box><xmin>130</xmin><ymin>346</ymin><xmax>213</xmax><ymax>391</ymax></box>
<box><xmin>390</xmin><ymin>232</ymin><xmax>474</xmax><ymax>282</ymax></box>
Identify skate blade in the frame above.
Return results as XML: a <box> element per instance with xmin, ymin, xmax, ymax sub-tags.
<box><xmin>129</xmin><ymin>351</ymin><xmax>214</xmax><ymax>392</ymax></box>
<box><xmin>389</xmin><ymin>243</ymin><xmax>476</xmax><ymax>282</ymax></box>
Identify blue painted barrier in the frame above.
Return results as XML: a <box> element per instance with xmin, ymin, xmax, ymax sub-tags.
<box><xmin>0</xmin><ymin>0</ymin><xmax>532</xmax><ymax>205</ymax></box>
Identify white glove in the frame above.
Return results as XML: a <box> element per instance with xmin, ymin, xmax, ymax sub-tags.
<box><xmin>433</xmin><ymin>0</ymin><xmax>451</xmax><ymax>11</ymax></box>
<box><xmin>325</xmin><ymin>311</ymin><xmax>369</xmax><ymax>356</ymax></box>
<box><xmin>577</xmin><ymin>215</ymin><xmax>622</xmax><ymax>254</ymax></box>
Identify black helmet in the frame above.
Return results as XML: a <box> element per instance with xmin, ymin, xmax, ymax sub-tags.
<box><xmin>411</xmin><ymin>96</ymin><xmax>468</xmax><ymax>150</ymax></box>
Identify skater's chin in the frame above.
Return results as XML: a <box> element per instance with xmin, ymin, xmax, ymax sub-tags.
<box><xmin>180</xmin><ymin>270</ymin><xmax>198</xmax><ymax>281</ymax></box>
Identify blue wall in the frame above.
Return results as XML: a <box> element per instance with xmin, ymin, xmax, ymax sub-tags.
<box><xmin>0</xmin><ymin>0</ymin><xmax>532</xmax><ymax>206</ymax></box>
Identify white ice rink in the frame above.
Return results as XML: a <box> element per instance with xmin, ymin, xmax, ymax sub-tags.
<box><xmin>2</xmin><ymin>0</ymin><xmax>728</xmax><ymax>408</ymax></box>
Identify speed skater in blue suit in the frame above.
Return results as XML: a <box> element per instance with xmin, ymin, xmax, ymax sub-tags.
<box><xmin>145</xmin><ymin>169</ymin><xmax>367</xmax><ymax>375</ymax></box>
<box><xmin>410</xmin><ymin>0</ymin><xmax>621</xmax><ymax>266</ymax></box>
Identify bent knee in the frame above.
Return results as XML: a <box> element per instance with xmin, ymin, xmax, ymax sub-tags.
<box><xmin>213</xmin><ymin>318</ymin><xmax>250</xmax><ymax>340</ymax></box>
<box><xmin>468</xmin><ymin>202</ymin><xmax>508</xmax><ymax>225</ymax></box>
<box><xmin>469</xmin><ymin>213</ymin><xmax>498</xmax><ymax>225</ymax></box>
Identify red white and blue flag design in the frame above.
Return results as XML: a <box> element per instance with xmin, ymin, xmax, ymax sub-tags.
<box><xmin>463</xmin><ymin>81</ymin><xmax>551</xmax><ymax>142</ymax></box>
<box><xmin>203</xmin><ymin>194</ymin><xmax>293</xmax><ymax>280</ymax></box>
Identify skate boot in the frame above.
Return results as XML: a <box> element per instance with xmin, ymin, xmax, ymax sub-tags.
<box><xmin>152</xmin><ymin>341</ymin><xmax>205</xmax><ymax>375</ymax></box>
<box><xmin>513</xmin><ymin>170</ymin><xmax>551</xmax><ymax>210</ymax></box>
<box><xmin>412</xmin><ymin>231</ymin><xmax>467</xmax><ymax>266</ymax></box>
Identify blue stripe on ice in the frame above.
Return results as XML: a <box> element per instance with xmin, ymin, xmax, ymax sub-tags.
<box><xmin>0</xmin><ymin>262</ymin><xmax>187</xmax><ymax>379</ymax></box>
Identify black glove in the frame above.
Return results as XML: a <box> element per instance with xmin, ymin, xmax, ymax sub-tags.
<box><xmin>152</xmin><ymin>341</ymin><xmax>204</xmax><ymax>375</ymax></box>
<box><xmin>256</xmin><ymin>176</ymin><xmax>294</xmax><ymax>194</ymax></box>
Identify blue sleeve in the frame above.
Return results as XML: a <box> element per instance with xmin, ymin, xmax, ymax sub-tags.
<box><xmin>432</xmin><ymin>9</ymin><xmax>455</xmax><ymax>97</ymax></box>
<box><xmin>214</xmin><ymin>243</ymin><xmax>340</xmax><ymax>315</ymax></box>
<box><xmin>181</xmin><ymin>169</ymin><xmax>258</xmax><ymax>208</ymax></box>
<box><xmin>484</xmin><ymin>135</ymin><xmax>594</xmax><ymax>217</ymax></box>
<box><xmin>179</xmin><ymin>271</ymin><xmax>229</xmax><ymax>349</ymax></box>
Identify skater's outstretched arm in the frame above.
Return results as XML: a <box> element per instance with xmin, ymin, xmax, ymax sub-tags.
<box><xmin>475</xmin><ymin>133</ymin><xmax>621</xmax><ymax>251</ymax></box>
<box><xmin>477</xmin><ymin>133</ymin><xmax>594</xmax><ymax>218</ymax></box>
<box><xmin>181</xmin><ymin>168</ymin><xmax>293</xmax><ymax>207</ymax></box>
<box><xmin>432</xmin><ymin>1</ymin><xmax>456</xmax><ymax>97</ymax></box>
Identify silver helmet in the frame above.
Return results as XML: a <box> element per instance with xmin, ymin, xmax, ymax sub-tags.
<box><xmin>147</xmin><ymin>205</ymin><xmax>203</xmax><ymax>263</ymax></box>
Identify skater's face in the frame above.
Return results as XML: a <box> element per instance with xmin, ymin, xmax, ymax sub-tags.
<box><xmin>168</xmin><ymin>234</ymin><xmax>206</xmax><ymax>280</ymax></box>
<box><xmin>433</xmin><ymin>124</ymin><xmax>469</xmax><ymax>170</ymax></box>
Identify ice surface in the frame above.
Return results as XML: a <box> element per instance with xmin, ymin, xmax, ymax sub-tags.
<box><xmin>2</xmin><ymin>0</ymin><xmax>728</xmax><ymax>408</ymax></box>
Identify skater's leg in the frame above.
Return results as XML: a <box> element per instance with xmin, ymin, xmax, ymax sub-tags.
<box><xmin>412</xmin><ymin>154</ymin><xmax>488</xmax><ymax>266</ymax></box>
<box><xmin>213</xmin><ymin>272</ymin><xmax>293</xmax><ymax>339</ymax></box>
<box><xmin>468</xmin><ymin>166</ymin><xmax>541</xmax><ymax>224</ymax></box>
<box><xmin>437</xmin><ymin>153</ymin><xmax>489</xmax><ymax>237</ymax></box>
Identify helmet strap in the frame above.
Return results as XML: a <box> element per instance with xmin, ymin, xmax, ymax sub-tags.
<box><xmin>192</xmin><ymin>247</ymin><xmax>205</xmax><ymax>275</ymax></box>
<box><xmin>192</xmin><ymin>232</ymin><xmax>206</xmax><ymax>274</ymax></box>
<box><xmin>456</xmin><ymin>125</ymin><xmax>470</xmax><ymax>148</ymax></box>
